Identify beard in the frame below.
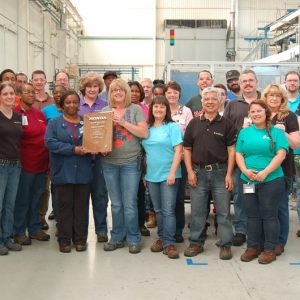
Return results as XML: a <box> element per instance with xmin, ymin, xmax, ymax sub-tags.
<box><xmin>230</xmin><ymin>84</ymin><xmax>240</xmax><ymax>93</ymax></box>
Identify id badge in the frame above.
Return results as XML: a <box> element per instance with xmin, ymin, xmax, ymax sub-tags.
<box><xmin>243</xmin><ymin>183</ymin><xmax>255</xmax><ymax>194</ymax></box>
<box><xmin>22</xmin><ymin>115</ymin><xmax>28</xmax><ymax>126</ymax></box>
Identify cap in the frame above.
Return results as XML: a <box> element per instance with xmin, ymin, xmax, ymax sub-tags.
<box><xmin>226</xmin><ymin>70</ymin><xmax>240</xmax><ymax>82</ymax></box>
<box><xmin>103</xmin><ymin>71</ymin><xmax>118</xmax><ymax>79</ymax></box>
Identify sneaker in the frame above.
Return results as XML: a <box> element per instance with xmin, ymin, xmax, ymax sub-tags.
<box><xmin>150</xmin><ymin>239</ymin><xmax>163</xmax><ymax>252</ymax></box>
<box><xmin>30</xmin><ymin>231</ymin><xmax>50</xmax><ymax>241</ymax></box>
<box><xmin>14</xmin><ymin>234</ymin><xmax>31</xmax><ymax>245</ymax></box>
<box><xmin>75</xmin><ymin>243</ymin><xmax>87</xmax><ymax>252</ymax></box>
<box><xmin>219</xmin><ymin>246</ymin><xmax>232</xmax><ymax>260</ymax></box>
<box><xmin>184</xmin><ymin>243</ymin><xmax>204</xmax><ymax>257</ymax></box>
<box><xmin>48</xmin><ymin>211</ymin><xmax>55</xmax><ymax>220</ymax></box>
<box><xmin>232</xmin><ymin>233</ymin><xmax>246</xmax><ymax>246</ymax></box>
<box><xmin>40</xmin><ymin>219</ymin><xmax>49</xmax><ymax>230</ymax></box>
<box><xmin>175</xmin><ymin>234</ymin><xmax>184</xmax><ymax>243</ymax></box>
<box><xmin>129</xmin><ymin>244</ymin><xmax>141</xmax><ymax>254</ymax></box>
<box><xmin>163</xmin><ymin>244</ymin><xmax>179</xmax><ymax>259</ymax></box>
<box><xmin>103</xmin><ymin>240</ymin><xmax>125</xmax><ymax>251</ymax></box>
<box><xmin>6</xmin><ymin>241</ymin><xmax>22</xmax><ymax>251</ymax></box>
<box><xmin>274</xmin><ymin>244</ymin><xmax>284</xmax><ymax>256</ymax></box>
<box><xmin>97</xmin><ymin>232</ymin><xmax>108</xmax><ymax>243</ymax></box>
<box><xmin>240</xmin><ymin>247</ymin><xmax>261</xmax><ymax>262</ymax></box>
<box><xmin>258</xmin><ymin>250</ymin><xmax>276</xmax><ymax>264</ymax></box>
<box><xmin>140</xmin><ymin>225</ymin><xmax>150</xmax><ymax>237</ymax></box>
<box><xmin>59</xmin><ymin>243</ymin><xmax>71</xmax><ymax>253</ymax></box>
<box><xmin>0</xmin><ymin>244</ymin><xmax>8</xmax><ymax>256</ymax></box>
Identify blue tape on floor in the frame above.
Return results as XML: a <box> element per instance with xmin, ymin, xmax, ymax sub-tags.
<box><xmin>289</xmin><ymin>262</ymin><xmax>300</xmax><ymax>266</ymax></box>
<box><xmin>186</xmin><ymin>258</ymin><xmax>208</xmax><ymax>266</ymax></box>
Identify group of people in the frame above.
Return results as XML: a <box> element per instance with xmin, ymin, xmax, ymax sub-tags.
<box><xmin>1</xmin><ymin>67</ymin><xmax>300</xmax><ymax>264</ymax></box>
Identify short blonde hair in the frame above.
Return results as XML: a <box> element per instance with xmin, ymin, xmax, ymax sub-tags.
<box><xmin>108</xmin><ymin>78</ymin><xmax>131</xmax><ymax>107</ymax></box>
<box><xmin>79</xmin><ymin>72</ymin><xmax>104</xmax><ymax>96</ymax></box>
<box><xmin>261</xmin><ymin>83</ymin><xmax>289</xmax><ymax>121</ymax></box>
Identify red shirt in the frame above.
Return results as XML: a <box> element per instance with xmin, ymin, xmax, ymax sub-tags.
<box><xmin>14</xmin><ymin>104</ymin><xmax>49</xmax><ymax>173</ymax></box>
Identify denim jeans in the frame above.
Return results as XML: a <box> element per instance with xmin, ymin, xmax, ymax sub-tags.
<box><xmin>14</xmin><ymin>171</ymin><xmax>46</xmax><ymax>235</ymax></box>
<box><xmin>240</xmin><ymin>177</ymin><xmax>285</xmax><ymax>251</ymax></box>
<box><xmin>137</xmin><ymin>178</ymin><xmax>146</xmax><ymax>227</ymax></box>
<box><xmin>295</xmin><ymin>165</ymin><xmax>300</xmax><ymax>222</ymax></box>
<box><xmin>147</xmin><ymin>180</ymin><xmax>178</xmax><ymax>246</ymax></box>
<box><xmin>102</xmin><ymin>159</ymin><xmax>141</xmax><ymax>244</ymax></box>
<box><xmin>0</xmin><ymin>161</ymin><xmax>21</xmax><ymax>245</ymax></box>
<box><xmin>175</xmin><ymin>161</ymin><xmax>187</xmax><ymax>236</ymax></box>
<box><xmin>189</xmin><ymin>165</ymin><xmax>233</xmax><ymax>247</ymax></box>
<box><xmin>89</xmin><ymin>156</ymin><xmax>108</xmax><ymax>234</ymax></box>
<box><xmin>232</xmin><ymin>168</ymin><xmax>247</xmax><ymax>235</ymax></box>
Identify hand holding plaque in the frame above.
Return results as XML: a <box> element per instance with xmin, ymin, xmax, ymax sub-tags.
<box><xmin>82</xmin><ymin>111</ymin><xmax>113</xmax><ymax>153</ymax></box>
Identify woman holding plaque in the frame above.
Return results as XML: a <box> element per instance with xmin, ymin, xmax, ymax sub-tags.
<box><xmin>101</xmin><ymin>78</ymin><xmax>148</xmax><ymax>254</ymax></box>
<box><xmin>45</xmin><ymin>90</ymin><xmax>92</xmax><ymax>253</ymax></box>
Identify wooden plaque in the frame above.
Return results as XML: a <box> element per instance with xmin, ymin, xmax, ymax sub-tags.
<box><xmin>83</xmin><ymin>111</ymin><xmax>113</xmax><ymax>152</ymax></box>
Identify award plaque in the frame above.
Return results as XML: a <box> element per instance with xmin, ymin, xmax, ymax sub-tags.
<box><xmin>83</xmin><ymin>111</ymin><xmax>113</xmax><ymax>152</ymax></box>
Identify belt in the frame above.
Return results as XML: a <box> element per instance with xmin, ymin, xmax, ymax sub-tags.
<box><xmin>0</xmin><ymin>159</ymin><xmax>20</xmax><ymax>166</ymax></box>
<box><xmin>197</xmin><ymin>163</ymin><xmax>226</xmax><ymax>171</ymax></box>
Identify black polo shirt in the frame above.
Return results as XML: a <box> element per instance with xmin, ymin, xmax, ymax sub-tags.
<box><xmin>183</xmin><ymin>113</ymin><xmax>237</xmax><ymax>165</ymax></box>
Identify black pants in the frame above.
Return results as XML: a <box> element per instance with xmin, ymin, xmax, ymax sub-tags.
<box><xmin>56</xmin><ymin>184</ymin><xmax>90</xmax><ymax>245</ymax></box>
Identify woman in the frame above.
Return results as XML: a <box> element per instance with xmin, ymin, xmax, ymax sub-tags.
<box><xmin>214</xmin><ymin>84</ymin><xmax>228</xmax><ymax>115</ymax></box>
<box><xmin>142</xmin><ymin>96</ymin><xmax>183</xmax><ymax>259</ymax></box>
<box><xmin>0</xmin><ymin>82</ymin><xmax>23</xmax><ymax>255</ymax></box>
<box><xmin>262</xmin><ymin>83</ymin><xmax>300</xmax><ymax>255</ymax></box>
<box><xmin>236</xmin><ymin>100</ymin><xmax>288</xmax><ymax>264</ymax></box>
<box><xmin>45</xmin><ymin>90</ymin><xmax>92</xmax><ymax>253</ymax></box>
<box><xmin>164</xmin><ymin>80</ymin><xmax>193</xmax><ymax>243</ymax></box>
<box><xmin>101</xmin><ymin>78</ymin><xmax>148</xmax><ymax>254</ymax></box>
<box><xmin>79</xmin><ymin>72</ymin><xmax>109</xmax><ymax>243</ymax></box>
<box><xmin>128</xmin><ymin>81</ymin><xmax>149</xmax><ymax>237</ymax></box>
<box><xmin>13</xmin><ymin>83</ymin><xmax>49</xmax><ymax>245</ymax></box>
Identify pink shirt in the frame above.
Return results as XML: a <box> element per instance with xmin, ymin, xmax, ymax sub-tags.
<box><xmin>172</xmin><ymin>105</ymin><xmax>193</xmax><ymax>134</ymax></box>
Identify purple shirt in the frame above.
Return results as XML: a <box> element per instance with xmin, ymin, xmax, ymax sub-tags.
<box><xmin>79</xmin><ymin>95</ymin><xmax>107</xmax><ymax>116</ymax></box>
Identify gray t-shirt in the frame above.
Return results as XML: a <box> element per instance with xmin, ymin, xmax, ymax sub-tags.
<box><xmin>102</xmin><ymin>103</ymin><xmax>145</xmax><ymax>165</ymax></box>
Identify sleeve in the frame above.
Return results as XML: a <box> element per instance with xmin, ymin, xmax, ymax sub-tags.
<box><xmin>235</xmin><ymin>129</ymin><xmax>245</xmax><ymax>153</ymax></box>
<box><xmin>183</xmin><ymin>119</ymin><xmax>195</xmax><ymax>148</ymax></box>
<box><xmin>274</xmin><ymin>127</ymin><xmax>289</xmax><ymax>153</ymax></box>
<box><xmin>184</xmin><ymin>106</ymin><xmax>193</xmax><ymax>127</ymax></box>
<box><xmin>169</xmin><ymin>122</ymin><xmax>183</xmax><ymax>147</ymax></box>
<box><xmin>223</xmin><ymin>101</ymin><xmax>232</xmax><ymax>119</ymax></box>
<box><xmin>285</xmin><ymin>112</ymin><xmax>299</xmax><ymax>133</ymax></box>
<box><xmin>225</xmin><ymin>119</ymin><xmax>237</xmax><ymax>146</ymax></box>
<box><xmin>45</xmin><ymin>119</ymin><xmax>75</xmax><ymax>155</ymax></box>
<box><xmin>134</xmin><ymin>104</ymin><xmax>146</xmax><ymax>123</ymax></box>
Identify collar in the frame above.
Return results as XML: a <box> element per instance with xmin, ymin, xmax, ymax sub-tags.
<box><xmin>200</xmin><ymin>113</ymin><xmax>222</xmax><ymax>122</ymax></box>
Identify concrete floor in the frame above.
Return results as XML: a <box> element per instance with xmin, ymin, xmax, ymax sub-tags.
<box><xmin>1</xmin><ymin>202</ymin><xmax>300</xmax><ymax>300</ymax></box>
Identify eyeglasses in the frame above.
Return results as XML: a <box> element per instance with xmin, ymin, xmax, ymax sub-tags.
<box><xmin>240</xmin><ymin>79</ymin><xmax>256</xmax><ymax>84</ymax></box>
<box><xmin>249</xmin><ymin>109</ymin><xmax>265</xmax><ymax>114</ymax></box>
<box><xmin>23</xmin><ymin>91</ymin><xmax>35</xmax><ymax>95</ymax></box>
<box><xmin>112</xmin><ymin>88</ymin><xmax>124</xmax><ymax>93</ymax></box>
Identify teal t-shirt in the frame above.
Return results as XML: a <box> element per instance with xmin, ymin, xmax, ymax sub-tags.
<box><xmin>288</xmin><ymin>94</ymin><xmax>300</xmax><ymax>154</ymax></box>
<box><xmin>236</xmin><ymin>125</ymin><xmax>288</xmax><ymax>183</ymax></box>
<box><xmin>141</xmin><ymin>122</ymin><xmax>183</xmax><ymax>182</ymax></box>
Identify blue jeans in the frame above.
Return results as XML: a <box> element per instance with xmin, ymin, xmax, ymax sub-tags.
<box><xmin>232</xmin><ymin>168</ymin><xmax>247</xmax><ymax>235</ymax></box>
<box><xmin>189</xmin><ymin>165</ymin><xmax>233</xmax><ymax>247</ymax></box>
<box><xmin>147</xmin><ymin>180</ymin><xmax>178</xmax><ymax>246</ymax></box>
<box><xmin>89</xmin><ymin>156</ymin><xmax>108</xmax><ymax>234</ymax></box>
<box><xmin>102</xmin><ymin>159</ymin><xmax>141</xmax><ymax>244</ymax></box>
<box><xmin>240</xmin><ymin>177</ymin><xmax>285</xmax><ymax>251</ymax></box>
<box><xmin>14</xmin><ymin>171</ymin><xmax>46</xmax><ymax>235</ymax></box>
<box><xmin>0</xmin><ymin>161</ymin><xmax>21</xmax><ymax>245</ymax></box>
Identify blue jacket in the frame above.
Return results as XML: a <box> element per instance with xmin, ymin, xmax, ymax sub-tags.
<box><xmin>45</xmin><ymin>115</ymin><xmax>92</xmax><ymax>185</ymax></box>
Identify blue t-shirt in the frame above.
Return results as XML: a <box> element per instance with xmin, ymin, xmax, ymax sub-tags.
<box><xmin>42</xmin><ymin>104</ymin><xmax>62</xmax><ymax>123</ymax></box>
<box><xmin>142</xmin><ymin>122</ymin><xmax>183</xmax><ymax>182</ymax></box>
<box><xmin>236</xmin><ymin>125</ymin><xmax>288</xmax><ymax>183</ymax></box>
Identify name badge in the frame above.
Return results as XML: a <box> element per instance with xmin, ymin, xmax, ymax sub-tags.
<box><xmin>22</xmin><ymin>115</ymin><xmax>28</xmax><ymax>126</ymax></box>
<box><xmin>243</xmin><ymin>183</ymin><xmax>255</xmax><ymax>194</ymax></box>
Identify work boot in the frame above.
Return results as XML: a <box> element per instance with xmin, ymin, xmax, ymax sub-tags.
<box><xmin>258</xmin><ymin>250</ymin><xmax>276</xmax><ymax>264</ymax></box>
<box><xmin>163</xmin><ymin>244</ymin><xmax>179</xmax><ymax>259</ymax></box>
<box><xmin>150</xmin><ymin>239</ymin><xmax>163</xmax><ymax>252</ymax></box>
<box><xmin>184</xmin><ymin>243</ymin><xmax>204</xmax><ymax>257</ymax></box>
<box><xmin>146</xmin><ymin>211</ymin><xmax>157</xmax><ymax>228</ymax></box>
<box><xmin>240</xmin><ymin>247</ymin><xmax>261</xmax><ymax>262</ymax></box>
<box><xmin>219</xmin><ymin>246</ymin><xmax>232</xmax><ymax>260</ymax></box>
<box><xmin>232</xmin><ymin>233</ymin><xmax>246</xmax><ymax>246</ymax></box>
<box><xmin>274</xmin><ymin>244</ymin><xmax>284</xmax><ymax>256</ymax></box>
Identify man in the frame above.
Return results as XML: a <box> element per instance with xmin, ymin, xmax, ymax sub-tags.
<box><xmin>0</xmin><ymin>69</ymin><xmax>20</xmax><ymax>105</ymax></box>
<box><xmin>183</xmin><ymin>87</ymin><xmax>236</xmax><ymax>260</ymax></box>
<box><xmin>100</xmin><ymin>70</ymin><xmax>118</xmax><ymax>101</ymax></box>
<box><xmin>186</xmin><ymin>70</ymin><xmax>214</xmax><ymax>117</ymax></box>
<box><xmin>285</xmin><ymin>71</ymin><xmax>300</xmax><ymax>237</ymax></box>
<box><xmin>54</xmin><ymin>70</ymin><xmax>70</xmax><ymax>88</ymax></box>
<box><xmin>224</xmin><ymin>69</ymin><xmax>260</xmax><ymax>246</ymax></box>
<box><xmin>226</xmin><ymin>70</ymin><xmax>241</xmax><ymax>101</ymax></box>
<box><xmin>31</xmin><ymin>70</ymin><xmax>54</xmax><ymax>231</ymax></box>
<box><xmin>140</xmin><ymin>78</ymin><xmax>153</xmax><ymax>106</ymax></box>
<box><xmin>16</xmin><ymin>72</ymin><xmax>28</xmax><ymax>97</ymax></box>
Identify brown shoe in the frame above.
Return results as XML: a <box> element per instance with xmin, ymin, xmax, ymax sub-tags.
<box><xmin>75</xmin><ymin>243</ymin><xmax>87</xmax><ymax>252</ymax></box>
<box><xmin>150</xmin><ymin>239</ymin><xmax>163</xmax><ymax>252</ymax></box>
<box><xmin>184</xmin><ymin>243</ymin><xmax>204</xmax><ymax>257</ymax></box>
<box><xmin>59</xmin><ymin>243</ymin><xmax>71</xmax><ymax>253</ymax></box>
<box><xmin>163</xmin><ymin>244</ymin><xmax>179</xmax><ymax>259</ymax></box>
<box><xmin>97</xmin><ymin>232</ymin><xmax>108</xmax><ymax>243</ymax></box>
<box><xmin>241</xmin><ymin>247</ymin><xmax>261</xmax><ymax>262</ymax></box>
<box><xmin>146</xmin><ymin>211</ymin><xmax>157</xmax><ymax>228</ymax></box>
<box><xmin>14</xmin><ymin>234</ymin><xmax>31</xmax><ymax>246</ymax></box>
<box><xmin>258</xmin><ymin>250</ymin><xmax>276</xmax><ymax>264</ymax></box>
<box><xmin>274</xmin><ymin>244</ymin><xmax>284</xmax><ymax>256</ymax></box>
<box><xmin>40</xmin><ymin>219</ymin><xmax>49</xmax><ymax>230</ymax></box>
<box><xmin>219</xmin><ymin>246</ymin><xmax>232</xmax><ymax>260</ymax></box>
<box><xmin>30</xmin><ymin>231</ymin><xmax>50</xmax><ymax>241</ymax></box>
